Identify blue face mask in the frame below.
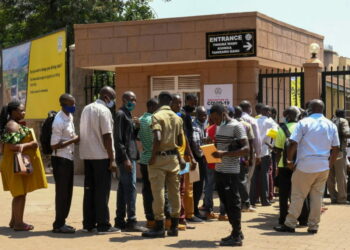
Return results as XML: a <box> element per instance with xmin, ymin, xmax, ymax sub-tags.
<box><xmin>125</xmin><ymin>101</ymin><xmax>136</xmax><ymax>111</ymax></box>
<box><xmin>106</xmin><ymin>100</ymin><xmax>115</xmax><ymax>108</ymax></box>
<box><xmin>64</xmin><ymin>105</ymin><xmax>76</xmax><ymax>114</ymax></box>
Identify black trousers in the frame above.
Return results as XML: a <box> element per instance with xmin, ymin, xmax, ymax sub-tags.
<box><xmin>215</xmin><ymin>171</ymin><xmax>242</xmax><ymax>237</ymax></box>
<box><xmin>238</xmin><ymin>164</ymin><xmax>250</xmax><ymax>208</ymax></box>
<box><xmin>140</xmin><ymin>164</ymin><xmax>171</xmax><ymax>221</ymax></box>
<box><xmin>83</xmin><ymin>159</ymin><xmax>112</xmax><ymax>231</ymax></box>
<box><xmin>52</xmin><ymin>156</ymin><xmax>74</xmax><ymax>229</ymax></box>
<box><xmin>193</xmin><ymin>156</ymin><xmax>207</xmax><ymax>216</ymax></box>
<box><xmin>278</xmin><ymin>167</ymin><xmax>309</xmax><ymax>225</ymax></box>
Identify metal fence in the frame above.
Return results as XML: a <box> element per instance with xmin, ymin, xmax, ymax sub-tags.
<box><xmin>84</xmin><ymin>71</ymin><xmax>115</xmax><ymax>104</ymax></box>
<box><xmin>321</xmin><ymin>66</ymin><xmax>350</xmax><ymax>118</ymax></box>
<box><xmin>258</xmin><ymin>68</ymin><xmax>304</xmax><ymax>122</ymax></box>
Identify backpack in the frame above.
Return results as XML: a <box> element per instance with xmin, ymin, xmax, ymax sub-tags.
<box><xmin>280</xmin><ymin>123</ymin><xmax>296</xmax><ymax>166</ymax></box>
<box><xmin>40</xmin><ymin>111</ymin><xmax>57</xmax><ymax>155</ymax></box>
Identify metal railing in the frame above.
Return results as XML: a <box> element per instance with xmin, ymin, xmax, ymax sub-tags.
<box><xmin>258</xmin><ymin>68</ymin><xmax>304</xmax><ymax>121</ymax></box>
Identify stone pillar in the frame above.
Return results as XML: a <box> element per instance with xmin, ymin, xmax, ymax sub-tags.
<box><xmin>237</xmin><ymin>60</ymin><xmax>260</xmax><ymax>108</ymax></box>
<box><xmin>303</xmin><ymin>59</ymin><xmax>323</xmax><ymax>105</ymax></box>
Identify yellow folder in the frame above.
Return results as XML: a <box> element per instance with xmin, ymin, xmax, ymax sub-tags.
<box><xmin>200</xmin><ymin>144</ymin><xmax>222</xmax><ymax>164</ymax></box>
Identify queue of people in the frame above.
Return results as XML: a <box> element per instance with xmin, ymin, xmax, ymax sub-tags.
<box><xmin>0</xmin><ymin>87</ymin><xmax>349</xmax><ymax>247</ymax></box>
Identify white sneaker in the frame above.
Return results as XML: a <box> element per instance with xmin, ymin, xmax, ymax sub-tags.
<box><xmin>242</xmin><ymin>206</ymin><xmax>257</xmax><ymax>212</ymax></box>
<box><xmin>97</xmin><ymin>227</ymin><xmax>121</xmax><ymax>235</ymax></box>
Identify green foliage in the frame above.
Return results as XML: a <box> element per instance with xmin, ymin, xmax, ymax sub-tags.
<box><xmin>0</xmin><ymin>0</ymin><xmax>156</xmax><ymax>48</ymax></box>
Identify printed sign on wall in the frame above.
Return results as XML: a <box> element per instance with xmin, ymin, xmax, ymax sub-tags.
<box><xmin>204</xmin><ymin>84</ymin><xmax>233</xmax><ymax>110</ymax></box>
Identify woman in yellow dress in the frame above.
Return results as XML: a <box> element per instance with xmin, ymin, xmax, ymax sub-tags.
<box><xmin>0</xmin><ymin>100</ymin><xmax>48</xmax><ymax>231</ymax></box>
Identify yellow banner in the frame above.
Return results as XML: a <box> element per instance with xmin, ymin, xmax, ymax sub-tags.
<box><xmin>291</xmin><ymin>76</ymin><xmax>301</xmax><ymax>107</ymax></box>
<box><xmin>26</xmin><ymin>30</ymin><xmax>66</xmax><ymax>119</ymax></box>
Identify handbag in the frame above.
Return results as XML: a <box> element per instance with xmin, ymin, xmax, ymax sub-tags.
<box><xmin>13</xmin><ymin>145</ymin><xmax>33</xmax><ymax>175</ymax></box>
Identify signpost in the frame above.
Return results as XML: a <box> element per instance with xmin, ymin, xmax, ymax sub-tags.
<box><xmin>206</xmin><ymin>29</ymin><xmax>256</xmax><ymax>59</ymax></box>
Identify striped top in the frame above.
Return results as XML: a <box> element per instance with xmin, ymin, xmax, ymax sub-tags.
<box><xmin>215</xmin><ymin>119</ymin><xmax>247</xmax><ymax>174</ymax></box>
<box><xmin>139</xmin><ymin>112</ymin><xmax>153</xmax><ymax>165</ymax></box>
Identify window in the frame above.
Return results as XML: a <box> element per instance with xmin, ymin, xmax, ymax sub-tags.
<box><xmin>150</xmin><ymin>75</ymin><xmax>201</xmax><ymax>102</ymax></box>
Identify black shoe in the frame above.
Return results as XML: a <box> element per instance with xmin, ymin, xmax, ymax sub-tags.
<box><xmin>219</xmin><ymin>236</ymin><xmax>242</xmax><ymax>247</ymax></box>
<box><xmin>307</xmin><ymin>229</ymin><xmax>318</xmax><ymax>234</ymax></box>
<box><xmin>221</xmin><ymin>231</ymin><xmax>244</xmax><ymax>241</ymax></box>
<box><xmin>261</xmin><ymin>202</ymin><xmax>271</xmax><ymax>206</ymax></box>
<box><xmin>114</xmin><ymin>221</ymin><xmax>126</xmax><ymax>230</ymax></box>
<box><xmin>167</xmin><ymin>218</ymin><xmax>179</xmax><ymax>237</ymax></box>
<box><xmin>187</xmin><ymin>216</ymin><xmax>203</xmax><ymax>223</ymax></box>
<box><xmin>273</xmin><ymin>225</ymin><xmax>295</xmax><ymax>233</ymax></box>
<box><xmin>142</xmin><ymin>220</ymin><xmax>165</xmax><ymax>238</ymax></box>
<box><xmin>337</xmin><ymin>201</ymin><xmax>350</xmax><ymax>205</ymax></box>
<box><xmin>124</xmin><ymin>222</ymin><xmax>147</xmax><ymax>233</ymax></box>
<box><xmin>52</xmin><ymin>225</ymin><xmax>76</xmax><ymax>234</ymax></box>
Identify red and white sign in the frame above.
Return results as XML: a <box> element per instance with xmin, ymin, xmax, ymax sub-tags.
<box><xmin>204</xmin><ymin>84</ymin><xmax>233</xmax><ymax>110</ymax></box>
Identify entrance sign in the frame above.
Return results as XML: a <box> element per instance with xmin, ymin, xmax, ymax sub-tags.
<box><xmin>204</xmin><ymin>84</ymin><xmax>233</xmax><ymax>110</ymax></box>
<box><xmin>206</xmin><ymin>29</ymin><xmax>256</xmax><ymax>59</ymax></box>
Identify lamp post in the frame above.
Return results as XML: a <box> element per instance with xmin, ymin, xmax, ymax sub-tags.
<box><xmin>309</xmin><ymin>43</ymin><xmax>320</xmax><ymax>59</ymax></box>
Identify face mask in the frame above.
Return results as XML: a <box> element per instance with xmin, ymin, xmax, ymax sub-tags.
<box><xmin>64</xmin><ymin>105</ymin><xmax>76</xmax><ymax>114</ymax></box>
<box><xmin>125</xmin><ymin>101</ymin><xmax>136</xmax><ymax>111</ymax></box>
<box><xmin>106</xmin><ymin>100</ymin><xmax>115</xmax><ymax>108</ymax></box>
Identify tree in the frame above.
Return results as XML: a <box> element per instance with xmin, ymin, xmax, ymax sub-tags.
<box><xmin>0</xmin><ymin>0</ymin><xmax>156</xmax><ymax>48</ymax></box>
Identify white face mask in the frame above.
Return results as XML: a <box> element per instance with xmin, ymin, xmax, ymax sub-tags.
<box><xmin>106</xmin><ymin>100</ymin><xmax>115</xmax><ymax>108</ymax></box>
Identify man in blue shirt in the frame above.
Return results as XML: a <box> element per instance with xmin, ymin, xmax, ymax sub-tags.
<box><xmin>274</xmin><ymin>99</ymin><xmax>340</xmax><ymax>234</ymax></box>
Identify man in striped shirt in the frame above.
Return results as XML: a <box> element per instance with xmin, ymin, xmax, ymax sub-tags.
<box><xmin>210</xmin><ymin>104</ymin><xmax>249</xmax><ymax>247</ymax></box>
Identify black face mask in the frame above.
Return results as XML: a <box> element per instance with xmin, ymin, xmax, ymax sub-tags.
<box><xmin>183</xmin><ymin>105</ymin><xmax>195</xmax><ymax>113</ymax></box>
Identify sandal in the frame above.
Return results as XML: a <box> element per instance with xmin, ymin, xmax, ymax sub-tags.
<box><xmin>14</xmin><ymin>223</ymin><xmax>34</xmax><ymax>231</ymax></box>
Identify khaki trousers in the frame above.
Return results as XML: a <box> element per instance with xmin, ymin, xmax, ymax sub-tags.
<box><xmin>327</xmin><ymin>154</ymin><xmax>348</xmax><ymax>203</ymax></box>
<box><xmin>184</xmin><ymin>173</ymin><xmax>194</xmax><ymax>218</ymax></box>
<box><xmin>285</xmin><ymin>169</ymin><xmax>329</xmax><ymax>230</ymax></box>
<box><xmin>148</xmin><ymin>155</ymin><xmax>180</xmax><ymax>221</ymax></box>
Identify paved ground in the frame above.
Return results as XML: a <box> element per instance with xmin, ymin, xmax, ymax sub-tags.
<box><xmin>0</xmin><ymin>175</ymin><xmax>349</xmax><ymax>250</ymax></box>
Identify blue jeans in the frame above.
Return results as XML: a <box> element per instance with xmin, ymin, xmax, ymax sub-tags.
<box><xmin>204</xmin><ymin>168</ymin><xmax>225</xmax><ymax>215</ymax></box>
<box><xmin>115</xmin><ymin>160</ymin><xmax>137</xmax><ymax>227</ymax></box>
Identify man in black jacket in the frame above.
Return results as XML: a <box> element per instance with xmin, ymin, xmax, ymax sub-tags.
<box><xmin>114</xmin><ymin>91</ymin><xmax>144</xmax><ymax>232</ymax></box>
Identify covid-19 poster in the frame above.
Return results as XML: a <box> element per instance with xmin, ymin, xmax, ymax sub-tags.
<box><xmin>2</xmin><ymin>29</ymin><xmax>66</xmax><ymax>119</ymax></box>
<box><xmin>204</xmin><ymin>84</ymin><xmax>233</xmax><ymax>110</ymax></box>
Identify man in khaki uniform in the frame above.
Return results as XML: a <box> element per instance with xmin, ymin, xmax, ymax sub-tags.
<box><xmin>142</xmin><ymin>91</ymin><xmax>184</xmax><ymax>238</ymax></box>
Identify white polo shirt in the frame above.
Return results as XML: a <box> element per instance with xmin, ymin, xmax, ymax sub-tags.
<box><xmin>79</xmin><ymin>99</ymin><xmax>115</xmax><ymax>160</ymax></box>
<box><xmin>290</xmin><ymin>113</ymin><xmax>340</xmax><ymax>173</ymax></box>
<box><xmin>51</xmin><ymin>111</ymin><xmax>75</xmax><ymax>161</ymax></box>
<box><xmin>257</xmin><ymin>116</ymin><xmax>278</xmax><ymax>157</ymax></box>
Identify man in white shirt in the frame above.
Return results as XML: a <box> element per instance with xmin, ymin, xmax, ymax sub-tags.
<box><xmin>251</xmin><ymin>105</ymin><xmax>278</xmax><ymax>206</ymax></box>
<box><xmin>80</xmin><ymin>86</ymin><xmax>119</xmax><ymax>234</ymax></box>
<box><xmin>274</xmin><ymin>99</ymin><xmax>340</xmax><ymax>234</ymax></box>
<box><xmin>51</xmin><ymin>94</ymin><xmax>79</xmax><ymax>234</ymax></box>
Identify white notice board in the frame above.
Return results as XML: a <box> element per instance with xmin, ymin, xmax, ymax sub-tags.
<box><xmin>204</xmin><ymin>84</ymin><xmax>233</xmax><ymax>110</ymax></box>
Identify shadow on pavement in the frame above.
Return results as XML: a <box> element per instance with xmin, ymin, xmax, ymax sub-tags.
<box><xmin>0</xmin><ymin>227</ymin><xmax>101</xmax><ymax>239</ymax></box>
<box><xmin>261</xmin><ymin>231</ymin><xmax>311</xmax><ymax>236</ymax></box>
<box><xmin>109</xmin><ymin>234</ymin><xmax>145</xmax><ymax>243</ymax></box>
<box><xmin>245</xmin><ymin>212</ymin><xmax>278</xmax><ymax>228</ymax></box>
<box><xmin>166</xmin><ymin>240</ymin><xmax>218</xmax><ymax>248</ymax></box>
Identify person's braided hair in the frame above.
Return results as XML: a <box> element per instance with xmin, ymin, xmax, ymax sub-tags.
<box><xmin>0</xmin><ymin>100</ymin><xmax>21</xmax><ymax>135</ymax></box>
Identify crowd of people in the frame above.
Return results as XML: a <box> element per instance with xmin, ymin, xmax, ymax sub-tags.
<box><xmin>0</xmin><ymin>86</ymin><xmax>349</xmax><ymax>247</ymax></box>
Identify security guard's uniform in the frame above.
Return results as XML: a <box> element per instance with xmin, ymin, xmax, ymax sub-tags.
<box><xmin>148</xmin><ymin>105</ymin><xmax>183</xmax><ymax>221</ymax></box>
